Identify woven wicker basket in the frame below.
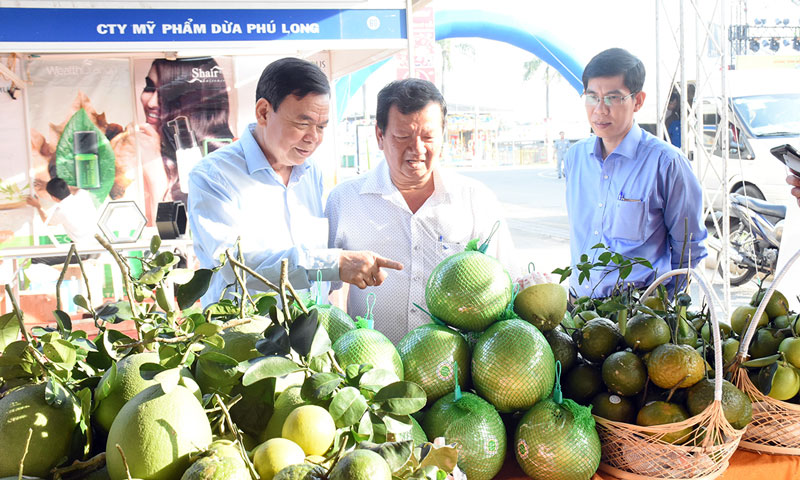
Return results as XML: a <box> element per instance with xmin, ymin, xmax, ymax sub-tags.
<box><xmin>733</xmin><ymin>248</ymin><xmax>800</xmax><ymax>455</ymax></box>
<box><xmin>595</xmin><ymin>269</ymin><xmax>745</xmax><ymax>480</ymax></box>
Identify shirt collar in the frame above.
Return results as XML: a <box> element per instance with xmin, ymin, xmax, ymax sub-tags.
<box><xmin>592</xmin><ymin>122</ymin><xmax>642</xmax><ymax>161</ymax></box>
<box><xmin>242</xmin><ymin>123</ymin><xmax>311</xmax><ymax>176</ymax></box>
<box><xmin>359</xmin><ymin>160</ymin><xmax>451</xmax><ymax>199</ymax></box>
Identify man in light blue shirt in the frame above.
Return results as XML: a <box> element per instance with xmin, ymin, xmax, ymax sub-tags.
<box><xmin>565</xmin><ymin>48</ymin><xmax>707</xmax><ymax>299</ymax></box>
<box><xmin>188</xmin><ymin>58</ymin><xmax>402</xmax><ymax>306</ymax></box>
<box><xmin>554</xmin><ymin>131</ymin><xmax>570</xmax><ymax>179</ymax></box>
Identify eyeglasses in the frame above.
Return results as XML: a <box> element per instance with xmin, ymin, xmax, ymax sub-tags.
<box><xmin>584</xmin><ymin>92</ymin><xmax>636</xmax><ymax>107</ymax></box>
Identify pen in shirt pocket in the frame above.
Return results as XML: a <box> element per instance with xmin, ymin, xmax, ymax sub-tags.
<box><xmin>438</xmin><ymin>235</ymin><xmax>448</xmax><ymax>253</ymax></box>
<box><xmin>618</xmin><ymin>192</ymin><xmax>640</xmax><ymax>202</ymax></box>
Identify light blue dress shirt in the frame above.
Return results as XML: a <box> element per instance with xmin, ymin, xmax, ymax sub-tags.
<box><xmin>188</xmin><ymin>123</ymin><xmax>340</xmax><ymax>306</ymax></box>
<box><xmin>564</xmin><ymin>123</ymin><xmax>708</xmax><ymax>298</ymax></box>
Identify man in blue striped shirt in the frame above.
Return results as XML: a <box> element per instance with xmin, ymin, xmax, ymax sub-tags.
<box><xmin>565</xmin><ymin>48</ymin><xmax>707</xmax><ymax>299</ymax></box>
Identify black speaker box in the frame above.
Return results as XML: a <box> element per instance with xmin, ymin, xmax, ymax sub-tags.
<box><xmin>156</xmin><ymin>201</ymin><xmax>187</xmax><ymax>239</ymax></box>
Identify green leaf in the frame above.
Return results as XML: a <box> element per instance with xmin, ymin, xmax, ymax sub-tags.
<box><xmin>43</xmin><ymin>338</ymin><xmax>78</xmax><ymax>369</ymax></box>
<box><xmin>289</xmin><ymin>310</ymin><xmax>320</xmax><ymax>357</ymax></box>
<box><xmin>419</xmin><ymin>443</ymin><xmax>459</xmax><ymax>473</ymax></box>
<box><xmin>195</xmin><ymin>322</ymin><xmax>222</xmax><ymax>337</ymax></box>
<box><xmin>634</xmin><ymin>257</ymin><xmax>653</xmax><ymax>269</ymax></box>
<box><xmin>177</xmin><ymin>269</ymin><xmax>213</xmax><ymax>310</ymax></box>
<box><xmin>111</xmin><ymin>301</ymin><xmax>132</xmax><ymax>323</ymax></box>
<box><xmin>242</xmin><ymin>356</ymin><xmax>302</xmax><ymax>386</ymax></box>
<box><xmin>45</xmin><ymin>377</ymin><xmax>70</xmax><ymax>407</ymax></box>
<box><xmin>373</xmin><ymin>381</ymin><xmax>427</xmax><ymax>415</ymax></box>
<box><xmin>381</xmin><ymin>413</ymin><xmax>413</xmax><ymax>435</ymax></box>
<box><xmin>73</xmin><ymin>294</ymin><xmax>90</xmax><ymax>311</ymax></box>
<box><xmin>167</xmin><ymin>268</ymin><xmax>195</xmax><ymax>285</ymax></box>
<box><xmin>597</xmin><ymin>300</ymin><xmax>627</xmax><ymax>312</ymax></box>
<box><xmin>55</xmin><ymin>108</ymin><xmax>116</xmax><ymax>204</ymax></box>
<box><xmin>612</xmin><ymin>253</ymin><xmax>624</xmax><ymax>265</ymax></box>
<box><xmin>154</xmin><ymin>368</ymin><xmax>181</xmax><ymax>394</ymax></box>
<box><xmin>256</xmin><ymin>325</ymin><xmax>290</xmax><ymax>357</ymax></box>
<box><xmin>150</xmin><ymin>235</ymin><xmax>161</xmax><ymax>254</ymax></box>
<box><xmin>154</xmin><ymin>251</ymin><xmax>177</xmax><ymax>268</ymax></box>
<box><xmin>619</xmin><ymin>263</ymin><xmax>633</xmax><ymax>280</ymax></box>
<box><xmin>202</xmin><ymin>334</ymin><xmax>225</xmax><ymax>350</ymax></box>
<box><xmin>591</xmin><ymin>242</ymin><xmax>606</xmax><ymax>250</ymax></box>
<box><xmin>0</xmin><ymin>312</ymin><xmax>21</xmax><ymax>351</ymax></box>
<box><xmin>355</xmin><ymin>410</ymin><xmax>374</xmax><ymax>442</ymax></box>
<box><xmin>598</xmin><ymin>251</ymin><xmax>613</xmax><ymax>264</ymax></box>
<box><xmin>329</xmin><ymin>386</ymin><xmax>369</xmax><ymax>428</ymax></box>
<box><xmin>301</xmin><ymin>371</ymin><xmax>342</xmax><ymax>402</ymax></box>
<box><xmin>52</xmin><ymin>310</ymin><xmax>72</xmax><ymax>335</ymax></box>
<box><xmin>254</xmin><ymin>294</ymin><xmax>278</xmax><ymax>316</ymax></box>
<box><xmin>359</xmin><ymin>368</ymin><xmax>401</xmax><ymax>395</ymax></box>
<box><xmin>139</xmin><ymin>267</ymin><xmax>165</xmax><ymax>286</ymax></box>
<box><xmin>357</xmin><ymin>440</ymin><xmax>414</xmax><ymax>474</ymax></box>
<box><xmin>94</xmin><ymin>361</ymin><xmax>117</xmax><ymax>405</ymax></box>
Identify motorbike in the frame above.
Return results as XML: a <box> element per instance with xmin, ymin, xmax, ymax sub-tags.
<box><xmin>710</xmin><ymin>193</ymin><xmax>786</xmax><ymax>286</ymax></box>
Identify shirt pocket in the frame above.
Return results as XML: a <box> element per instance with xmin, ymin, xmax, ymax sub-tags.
<box><xmin>609</xmin><ymin>199</ymin><xmax>647</xmax><ymax>242</ymax></box>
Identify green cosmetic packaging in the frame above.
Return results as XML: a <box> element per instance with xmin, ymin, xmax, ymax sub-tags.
<box><xmin>74</xmin><ymin>130</ymin><xmax>100</xmax><ymax>189</ymax></box>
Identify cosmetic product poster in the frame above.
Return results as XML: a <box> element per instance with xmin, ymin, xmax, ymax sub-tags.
<box><xmin>133</xmin><ymin>56</ymin><xmax>238</xmax><ymax>224</ymax></box>
<box><xmin>0</xmin><ymin>55</ymin><xmax>31</xmax><ymax>248</ymax></box>
<box><xmin>26</xmin><ymin>57</ymin><xmax>137</xmax><ymax>218</ymax></box>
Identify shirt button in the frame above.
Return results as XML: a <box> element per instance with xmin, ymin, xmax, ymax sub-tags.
<box><xmin>594</xmin><ymin>230</ymin><xmax>599</xmax><ymax>235</ymax></box>
<box><xmin>598</xmin><ymin>203</ymin><xmax>603</xmax><ymax>207</ymax></box>
<box><xmin>414</xmin><ymin>245</ymin><xmax>420</xmax><ymax>251</ymax></box>
<box><xmin>604</xmin><ymin>175</ymin><xmax>609</xmax><ymax>179</ymax></box>
<box><xmin>410</xmin><ymin>307</ymin><xmax>416</xmax><ymax>313</ymax></box>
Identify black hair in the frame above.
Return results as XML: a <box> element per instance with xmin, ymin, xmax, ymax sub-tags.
<box><xmin>582</xmin><ymin>48</ymin><xmax>645</xmax><ymax>94</ymax></box>
<box><xmin>255</xmin><ymin>57</ymin><xmax>330</xmax><ymax>111</ymax></box>
<box><xmin>376</xmin><ymin>78</ymin><xmax>447</xmax><ymax>132</ymax></box>
<box><xmin>46</xmin><ymin>177</ymin><xmax>70</xmax><ymax>200</ymax></box>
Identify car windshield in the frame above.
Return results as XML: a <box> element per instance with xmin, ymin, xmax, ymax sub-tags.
<box><xmin>732</xmin><ymin>94</ymin><xmax>800</xmax><ymax>137</ymax></box>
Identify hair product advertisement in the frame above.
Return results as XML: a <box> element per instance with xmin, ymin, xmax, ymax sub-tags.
<box><xmin>133</xmin><ymin>56</ymin><xmax>238</xmax><ymax>224</ymax></box>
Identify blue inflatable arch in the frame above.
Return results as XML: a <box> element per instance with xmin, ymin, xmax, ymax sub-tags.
<box><xmin>336</xmin><ymin>9</ymin><xmax>585</xmax><ymax>119</ymax></box>
<box><xmin>435</xmin><ymin>9</ymin><xmax>584</xmax><ymax>93</ymax></box>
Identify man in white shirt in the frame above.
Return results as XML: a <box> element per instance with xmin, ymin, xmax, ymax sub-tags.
<box><xmin>326</xmin><ymin>78</ymin><xmax>517</xmax><ymax>343</ymax></box>
<box><xmin>26</xmin><ymin>177</ymin><xmax>99</xmax><ymax>264</ymax></box>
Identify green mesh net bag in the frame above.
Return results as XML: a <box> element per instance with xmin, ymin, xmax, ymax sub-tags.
<box><xmin>331</xmin><ymin>294</ymin><xmax>404</xmax><ymax>380</ymax></box>
<box><xmin>472</xmin><ymin>318</ymin><xmax>556</xmax><ymax>413</ymax></box>
<box><xmin>422</xmin><ymin>369</ymin><xmax>507</xmax><ymax>480</ymax></box>
<box><xmin>396</xmin><ymin>323</ymin><xmax>471</xmax><ymax>404</ymax></box>
<box><xmin>301</xmin><ymin>273</ymin><xmax>356</xmax><ymax>344</ymax></box>
<box><xmin>515</xmin><ymin>363</ymin><xmax>601</xmax><ymax>480</ymax></box>
<box><xmin>425</xmin><ymin>233</ymin><xmax>512</xmax><ymax>332</ymax></box>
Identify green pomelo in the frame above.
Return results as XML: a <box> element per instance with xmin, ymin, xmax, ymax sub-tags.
<box><xmin>472</xmin><ymin>319</ymin><xmax>555</xmax><ymax>413</ymax></box>
<box><xmin>313</xmin><ymin>305</ymin><xmax>356</xmax><ymax>343</ymax></box>
<box><xmin>543</xmin><ymin>328</ymin><xmax>577</xmax><ymax>373</ymax></box>
<box><xmin>562</xmin><ymin>363</ymin><xmax>603</xmax><ymax>406</ymax></box>
<box><xmin>274</xmin><ymin>463</ymin><xmax>326</xmax><ymax>480</ymax></box>
<box><xmin>422</xmin><ymin>392</ymin><xmax>506</xmax><ymax>480</ymax></box>
<box><xmin>328</xmin><ymin>449</ymin><xmax>391</xmax><ymax>480</ymax></box>
<box><xmin>751</xmin><ymin>289</ymin><xmax>790</xmax><ymax>319</ymax></box>
<box><xmin>514</xmin><ymin>283</ymin><xmax>568</xmax><ymax>332</ymax></box>
<box><xmin>687</xmin><ymin>378</ymin><xmax>752</xmax><ymax>430</ymax></box>
<box><xmin>575</xmin><ymin>318</ymin><xmax>622</xmax><ymax>363</ymax></box>
<box><xmin>262</xmin><ymin>385</ymin><xmax>305</xmax><ymax>442</ymax></box>
<box><xmin>515</xmin><ymin>398</ymin><xmax>601</xmax><ymax>480</ymax></box>
<box><xmin>106</xmin><ymin>384</ymin><xmax>212</xmax><ymax>480</ymax></box>
<box><xmin>591</xmin><ymin>392</ymin><xmax>636</xmax><ymax>423</ymax></box>
<box><xmin>180</xmin><ymin>440</ymin><xmax>249</xmax><ymax>480</ymax></box>
<box><xmin>95</xmin><ymin>352</ymin><xmax>198</xmax><ymax>433</ymax></box>
<box><xmin>333</xmin><ymin>329</ymin><xmax>404</xmax><ymax>380</ymax></box>
<box><xmin>425</xmin><ymin>251</ymin><xmax>512</xmax><ymax>332</ymax></box>
<box><xmin>602</xmin><ymin>351</ymin><xmax>647</xmax><ymax>397</ymax></box>
<box><xmin>623</xmin><ymin>313</ymin><xmax>671</xmax><ymax>352</ymax></box>
<box><xmin>730</xmin><ymin>305</ymin><xmax>769</xmax><ymax>336</ymax></box>
<box><xmin>195</xmin><ymin>316</ymin><xmax>269</xmax><ymax>395</ymax></box>
<box><xmin>0</xmin><ymin>383</ymin><xmax>79</xmax><ymax>478</ymax></box>
<box><xmin>396</xmin><ymin>324</ymin><xmax>471</xmax><ymax>404</ymax></box>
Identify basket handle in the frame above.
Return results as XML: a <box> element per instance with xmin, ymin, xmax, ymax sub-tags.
<box><xmin>640</xmin><ymin>268</ymin><xmax>724</xmax><ymax>402</ymax></box>
<box><xmin>738</xmin><ymin>248</ymin><xmax>800</xmax><ymax>357</ymax></box>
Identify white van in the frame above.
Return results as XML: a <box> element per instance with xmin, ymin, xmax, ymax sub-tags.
<box><xmin>694</xmin><ymin>70</ymin><xmax>800</xmax><ymax>208</ymax></box>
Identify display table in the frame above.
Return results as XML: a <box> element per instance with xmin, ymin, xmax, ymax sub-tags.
<box><xmin>496</xmin><ymin>449</ymin><xmax>800</xmax><ymax>479</ymax></box>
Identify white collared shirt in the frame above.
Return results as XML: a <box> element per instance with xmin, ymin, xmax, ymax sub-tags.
<box><xmin>46</xmin><ymin>190</ymin><xmax>98</xmax><ymax>246</ymax></box>
<box><xmin>325</xmin><ymin>161</ymin><xmax>518</xmax><ymax>344</ymax></box>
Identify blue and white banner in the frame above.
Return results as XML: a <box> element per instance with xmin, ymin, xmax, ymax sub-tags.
<box><xmin>0</xmin><ymin>8</ymin><xmax>406</xmax><ymax>43</ymax></box>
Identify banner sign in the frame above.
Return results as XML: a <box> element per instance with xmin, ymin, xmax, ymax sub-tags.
<box><xmin>0</xmin><ymin>8</ymin><xmax>406</xmax><ymax>43</ymax></box>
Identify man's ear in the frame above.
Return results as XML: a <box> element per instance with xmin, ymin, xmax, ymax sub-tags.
<box><xmin>375</xmin><ymin>124</ymin><xmax>385</xmax><ymax>150</ymax></box>
<box><xmin>633</xmin><ymin>91</ymin><xmax>647</xmax><ymax>113</ymax></box>
<box><xmin>255</xmin><ymin>98</ymin><xmax>272</xmax><ymax>125</ymax></box>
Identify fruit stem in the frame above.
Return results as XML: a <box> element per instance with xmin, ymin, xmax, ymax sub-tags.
<box><xmin>51</xmin><ymin>452</ymin><xmax>106</xmax><ymax>480</ymax></box>
<box><xmin>115</xmin><ymin>444</ymin><xmax>133</xmax><ymax>480</ymax></box>
<box><xmin>225</xmin><ymin>248</ymin><xmax>254</xmax><ymax>317</ymax></box>
<box><xmin>16</xmin><ymin>427</ymin><xmax>33</xmax><ymax>480</ymax></box>
<box><xmin>213</xmin><ymin>393</ymin><xmax>259</xmax><ymax>480</ymax></box>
